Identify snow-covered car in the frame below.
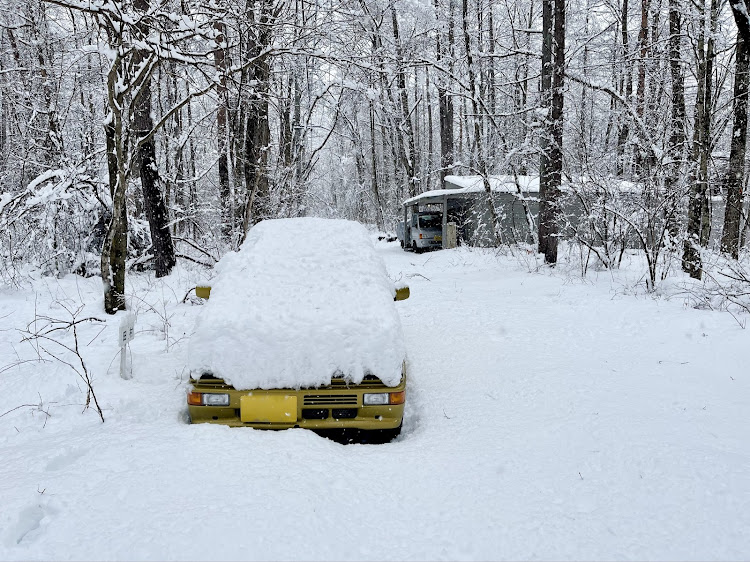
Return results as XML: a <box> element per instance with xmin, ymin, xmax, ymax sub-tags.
<box><xmin>186</xmin><ymin>218</ymin><xmax>409</xmax><ymax>441</ymax></box>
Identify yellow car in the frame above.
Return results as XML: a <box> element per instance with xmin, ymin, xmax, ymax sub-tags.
<box><xmin>186</xmin><ymin>218</ymin><xmax>409</xmax><ymax>442</ymax></box>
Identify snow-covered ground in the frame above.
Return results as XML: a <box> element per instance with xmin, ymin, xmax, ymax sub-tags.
<box><xmin>0</xmin><ymin>242</ymin><xmax>748</xmax><ymax>560</ymax></box>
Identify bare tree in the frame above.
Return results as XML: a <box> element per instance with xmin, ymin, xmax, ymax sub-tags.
<box><xmin>722</xmin><ymin>0</ymin><xmax>750</xmax><ymax>259</ymax></box>
<box><xmin>132</xmin><ymin>0</ymin><xmax>176</xmax><ymax>278</ymax></box>
<box><xmin>684</xmin><ymin>0</ymin><xmax>720</xmax><ymax>278</ymax></box>
<box><xmin>538</xmin><ymin>0</ymin><xmax>565</xmax><ymax>263</ymax></box>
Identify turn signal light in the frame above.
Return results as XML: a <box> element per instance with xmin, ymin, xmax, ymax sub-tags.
<box><xmin>187</xmin><ymin>392</ymin><xmax>202</xmax><ymax>406</ymax></box>
<box><xmin>389</xmin><ymin>391</ymin><xmax>406</xmax><ymax>405</ymax></box>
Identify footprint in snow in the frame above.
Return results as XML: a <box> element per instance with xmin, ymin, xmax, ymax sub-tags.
<box><xmin>45</xmin><ymin>449</ymin><xmax>86</xmax><ymax>472</ymax></box>
<box><xmin>5</xmin><ymin>505</ymin><xmax>46</xmax><ymax>546</ymax></box>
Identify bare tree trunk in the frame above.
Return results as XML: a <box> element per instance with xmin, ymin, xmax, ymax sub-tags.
<box><xmin>426</xmin><ymin>67</ymin><xmax>435</xmax><ymax>189</ymax></box>
<box><xmin>722</xmin><ymin>1</ymin><xmax>750</xmax><ymax>259</ymax></box>
<box><xmin>214</xmin><ymin>21</ymin><xmax>231</xmax><ymax>239</ymax></box>
<box><xmin>538</xmin><ymin>0</ymin><xmax>565</xmax><ymax>263</ymax></box>
<box><xmin>684</xmin><ymin>0</ymin><xmax>718</xmax><ymax>277</ymax></box>
<box><xmin>436</xmin><ymin>62</ymin><xmax>454</xmax><ymax>181</ymax></box>
<box><xmin>241</xmin><ymin>0</ymin><xmax>273</xmax><ymax>236</ymax></box>
<box><xmin>390</xmin><ymin>0</ymin><xmax>418</xmax><ymax>196</ymax></box>
<box><xmin>133</xmin><ymin>0</ymin><xmax>175</xmax><ymax>277</ymax></box>
<box><xmin>241</xmin><ymin>78</ymin><xmax>271</xmax><ymax>232</ymax></box>
<box><xmin>103</xmin><ymin>117</ymin><xmax>127</xmax><ymax>313</ymax></box>
<box><xmin>435</xmin><ymin>0</ymin><xmax>455</xmax><ymax>182</ymax></box>
<box><xmin>616</xmin><ymin>0</ymin><xmax>632</xmax><ymax>176</ymax></box>
<box><xmin>634</xmin><ymin>0</ymin><xmax>650</xmax><ymax>175</ymax></box>
<box><xmin>700</xmin><ymin>0</ymin><xmax>719</xmax><ymax>249</ymax></box>
<box><xmin>462</xmin><ymin>0</ymin><xmax>500</xmax><ymax>244</ymax></box>
<box><xmin>101</xmin><ymin>47</ymin><xmax>127</xmax><ymax>314</ymax></box>
<box><xmin>518</xmin><ymin>1</ymin><xmax>533</xmax><ymax>175</ymax></box>
<box><xmin>369</xmin><ymin>101</ymin><xmax>384</xmax><ymax>229</ymax></box>
<box><xmin>33</xmin><ymin>7</ymin><xmax>62</xmax><ymax>161</ymax></box>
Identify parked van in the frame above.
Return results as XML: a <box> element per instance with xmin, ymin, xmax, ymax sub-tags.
<box><xmin>397</xmin><ymin>211</ymin><xmax>443</xmax><ymax>252</ymax></box>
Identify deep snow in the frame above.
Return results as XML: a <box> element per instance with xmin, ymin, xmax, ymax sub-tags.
<box><xmin>0</xmin><ymin>242</ymin><xmax>748</xmax><ymax>560</ymax></box>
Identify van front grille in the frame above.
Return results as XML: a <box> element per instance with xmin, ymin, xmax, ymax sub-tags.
<box><xmin>303</xmin><ymin>394</ymin><xmax>358</xmax><ymax>406</ymax></box>
<box><xmin>328</xmin><ymin>375</ymin><xmax>387</xmax><ymax>388</ymax></box>
<box><xmin>192</xmin><ymin>376</ymin><xmax>234</xmax><ymax>390</ymax></box>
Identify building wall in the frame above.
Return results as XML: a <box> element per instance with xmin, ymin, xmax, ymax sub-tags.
<box><xmin>443</xmin><ymin>184</ymin><xmax>742</xmax><ymax>251</ymax></box>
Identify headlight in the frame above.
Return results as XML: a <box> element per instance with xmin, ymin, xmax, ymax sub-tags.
<box><xmin>202</xmin><ymin>393</ymin><xmax>230</xmax><ymax>406</ymax></box>
<box><xmin>363</xmin><ymin>393</ymin><xmax>390</xmax><ymax>405</ymax></box>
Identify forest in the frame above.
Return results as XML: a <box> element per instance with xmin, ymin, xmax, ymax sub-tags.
<box><xmin>2</xmin><ymin>2</ymin><xmax>750</xmax><ymax>556</ymax></box>
<box><xmin>1</xmin><ymin>0</ymin><xmax>749</xmax><ymax>313</ymax></box>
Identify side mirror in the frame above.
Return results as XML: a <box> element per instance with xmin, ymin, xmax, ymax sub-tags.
<box><xmin>394</xmin><ymin>286</ymin><xmax>410</xmax><ymax>301</ymax></box>
<box><xmin>195</xmin><ymin>285</ymin><xmax>212</xmax><ymax>299</ymax></box>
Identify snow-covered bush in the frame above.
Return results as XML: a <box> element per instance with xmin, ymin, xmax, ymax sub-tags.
<box><xmin>0</xmin><ymin>167</ymin><xmax>150</xmax><ymax>284</ymax></box>
<box><xmin>564</xmin><ymin>176</ymin><xmax>682</xmax><ymax>289</ymax></box>
<box><xmin>564</xmin><ymin>177</ymin><xmax>635</xmax><ymax>270</ymax></box>
<box><xmin>0</xmin><ymin>167</ymin><xmax>103</xmax><ymax>282</ymax></box>
<box><xmin>693</xmin><ymin>251</ymin><xmax>750</xmax><ymax>318</ymax></box>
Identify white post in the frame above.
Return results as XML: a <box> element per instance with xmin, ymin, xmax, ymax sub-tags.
<box><xmin>119</xmin><ymin>313</ymin><xmax>135</xmax><ymax>380</ymax></box>
<box><xmin>442</xmin><ymin>195</ymin><xmax>448</xmax><ymax>248</ymax></box>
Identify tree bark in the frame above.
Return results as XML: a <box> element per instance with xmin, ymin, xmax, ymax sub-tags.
<box><xmin>390</xmin><ymin>0</ymin><xmax>418</xmax><ymax>197</ymax></box>
<box><xmin>462</xmin><ymin>0</ymin><xmax>500</xmax><ymax>244</ymax></box>
<box><xmin>369</xmin><ymin>101</ymin><xmax>384</xmax><ymax>229</ymax></box>
<box><xmin>722</xmin><ymin>0</ymin><xmax>750</xmax><ymax>259</ymax></box>
<box><xmin>133</xmin><ymin>0</ymin><xmax>175</xmax><ymax>277</ymax></box>
<box><xmin>213</xmin><ymin>21</ymin><xmax>231</xmax><ymax>239</ymax></box>
<box><xmin>102</xmin><ymin>117</ymin><xmax>127</xmax><ymax>313</ymax></box>
<box><xmin>616</xmin><ymin>0</ymin><xmax>632</xmax><ymax>176</ymax></box>
<box><xmin>538</xmin><ymin>0</ymin><xmax>565</xmax><ymax>263</ymax></box>
<box><xmin>241</xmin><ymin>0</ymin><xmax>273</xmax><ymax>236</ymax></box>
<box><xmin>435</xmin><ymin>0</ymin><xmax>455</xmax><ymax>182</ymax></box>
<box><xmin>684</xmin><ymin>0</ymin><xmax>718</xmax><ymax>277</ymax></box>
<box><xmin>634</xmin><ymin>0</ymin><xmax>651</xmax><ymax>175</ymax></box>
<box><xmin>101</xmin><ymin>47</ymin><xmax>128</xmax><ymax>314</ymax></box>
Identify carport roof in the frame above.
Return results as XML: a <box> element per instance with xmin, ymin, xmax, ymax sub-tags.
<box><xmin>404</xmin><ymin>175</ymin><xmax>540</xmax><ymax>206</ymax></box>
<box><xmin>404</xmin><ymin>174</ymin><xmax>641</xmax><ymax>206</ymax></box>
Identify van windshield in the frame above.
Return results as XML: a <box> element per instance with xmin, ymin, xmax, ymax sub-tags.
<box><xmin>419</xmin><ymin>214</ymin><xmax>442</xmax><ymax>229</ymax></box>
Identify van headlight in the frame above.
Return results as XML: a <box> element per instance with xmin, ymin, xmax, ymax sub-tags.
<box><xmin>363</xmin><ymin>393</ymin><xmax>389</xmax><ymax>405</ymax></box>
<box><xmin>363</xmin><ymin>391</ymin><xmax>406</xmax><ymax>406</ymax></box>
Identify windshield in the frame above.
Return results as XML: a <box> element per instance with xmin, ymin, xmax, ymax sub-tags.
<box><xmin>418</xmin><ymin>213</ymin><xmax>442</xmax><ymax>229</ymax></box>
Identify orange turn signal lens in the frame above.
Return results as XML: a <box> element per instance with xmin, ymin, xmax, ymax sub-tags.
<box><xmin>187</xmin><ymin>392</ymin><xmax>203</xmax><ymax>406</ymax></box>
<box><xmin>389</xmin><ymin>391</ymin><xmax>406</xmax><ymax>405</ymax></box>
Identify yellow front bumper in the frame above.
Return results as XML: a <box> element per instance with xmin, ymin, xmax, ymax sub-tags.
<box><xmin>187</xmin><ymin>377</ymin><xmax>405</xmax><ymax>431</ymax></box>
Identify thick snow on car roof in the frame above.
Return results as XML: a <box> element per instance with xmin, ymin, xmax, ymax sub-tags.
<box><xmin>188</xmin><ymin>218</ymin><xmax>406</xmax><ymax>389</ymax></box>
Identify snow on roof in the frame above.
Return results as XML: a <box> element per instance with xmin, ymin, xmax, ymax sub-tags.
<box><xmin>446</xmin><ymin>174</ymin><xmax>540</xmax><ymax>192</ymax></box>
<box><xmin>187</xmin><ymin>218</ymin><xmax>406</xmax><ymax>390</ymax></box>
<box><xmin>405</xmin><ymin>175</ymin><xmax>641</xmax><ymax>205</ymax></box>
<box><xmin>404</xmin><ymin>175</ymin><xmax>540</xmax><ymax>205</ymax></box>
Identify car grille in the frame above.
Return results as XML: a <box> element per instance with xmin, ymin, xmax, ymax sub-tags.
<box><xmin>192</xmin><ymin>375</ymin><xmax>234</xmax><ymax>390</ymax></box>
<box><xmin>327</xmin><ymin>375</ymin><xmax>387</xmax><ymax>388</ymax></box>
<box><xmin>303</xmin><ymin>394</ymin><xmax>358</xmax><ymax>406</ymax></box>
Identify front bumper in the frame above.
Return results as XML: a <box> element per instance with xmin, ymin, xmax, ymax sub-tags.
<box><xmin>188</xmin><ymin>377</ymin><xmax>405</xmax><ymax>430</ymax></box>
<box><xmin>416</xmin><ymin>236</ymin><xmax>442</xmax><ymax>249</ymax></box>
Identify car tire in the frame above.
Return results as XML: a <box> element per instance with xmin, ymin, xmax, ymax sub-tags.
<box><xmin>374</xmin><ymin>422</ymin><xmax>402</xmax><ymax>443</ymax></box>
<box><xmin>412</xmin><ymin>241</ymin><xmax>422</xmax><ymax>254</ymax></box>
